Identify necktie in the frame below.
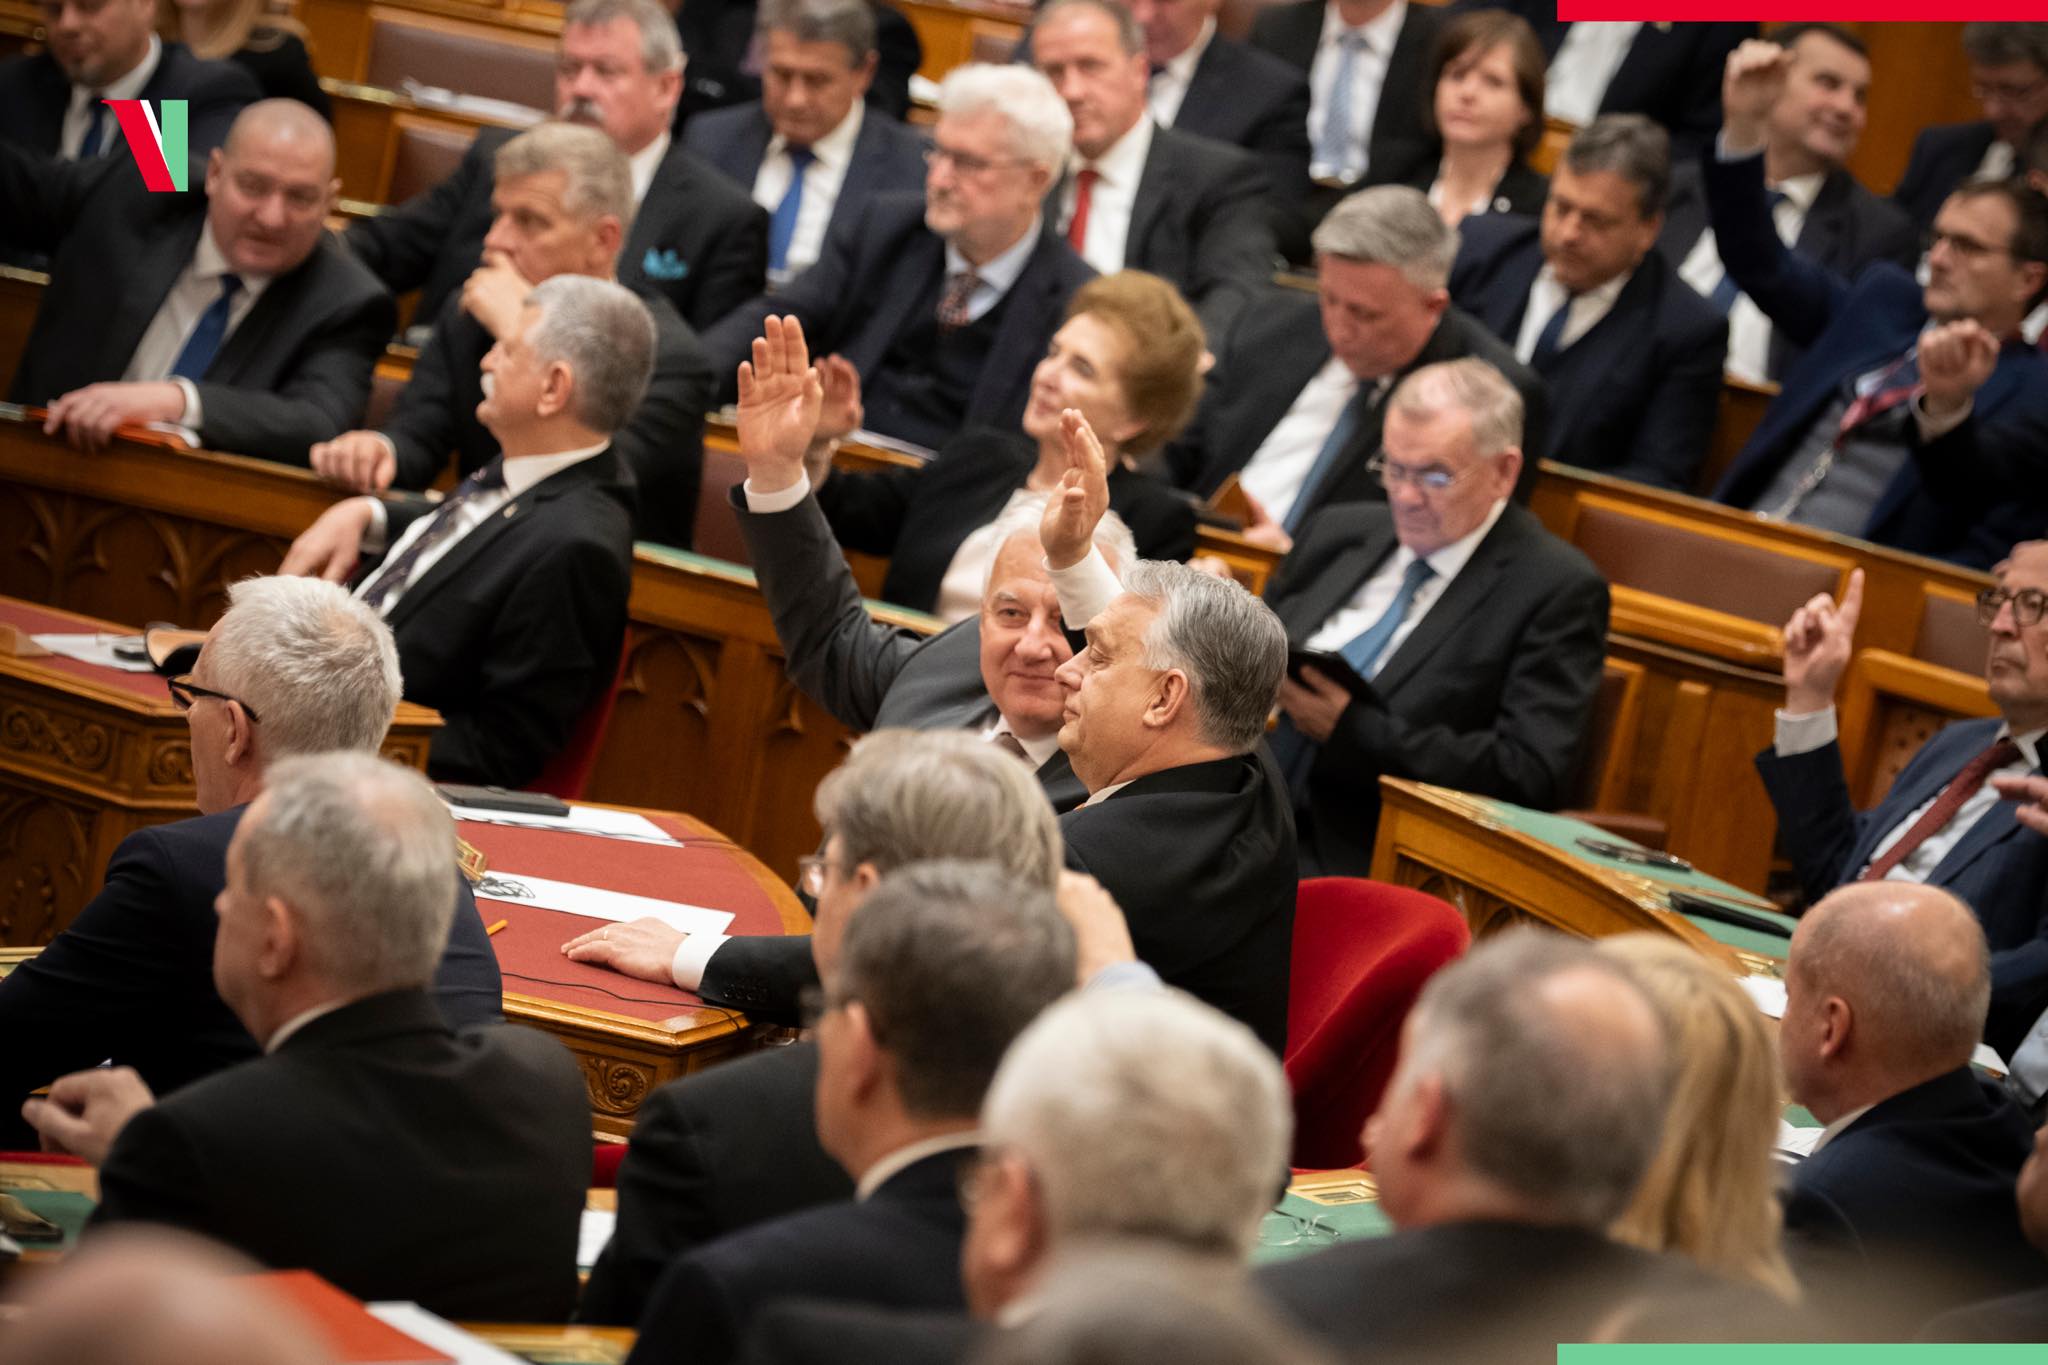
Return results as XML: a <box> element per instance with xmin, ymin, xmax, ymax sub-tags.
<box><xmin>936</xmin><ymin>269</ymin><xmax>982</xmax><ymax>330</ymax></box>
<box><xmin>1530</xmin><ymin>294</ymin><xmax>1575</xmax><ymax>369</ymax></box>
<box><xmin>1283</xmin><ymin>382</ymin><xmax>1372</xmax><ymax>535</ymax></box>
<box><xmin>1067</xmin><ymin>167</ymin><xmax>1100</xmax><ymax>253</ymax></box>
<box><xmin>1835</xmin><ymin>351</ymin><xmax>1921</xmax><ymax>441</ymax></box>
<box><xmin>988</xmin><ymin>729</ymin><xmax>1031</xmax><ymax>764</ymax></box>
<box><xmin>1314</xmin><ymin>31</ymin><xmax>1368</xmax><ymax>177</ymax></box>
<box><xmin>77</xmin><ymin>94</ymin><xmax>108</xmax><ymax>159</ymax></box>
<box><xmin>1708</xmin><ymin>189</ymin><xmax>1787</xmax><ymax>313</ymax></box>
<box><xmin>169</xmin><ymin>275</ymin><xmax>244</xmax><ymax>381</ymax></box>
<box><xmin>767</xmin><ymin>145</ymin><xmax>815</xmax><ymax>277</ymax></box>
<box><xmin>1339</xmin><ymin>556</ymin><xmax>1437</xmax><ymax>680</ymax></box>
<box><xmin>357</xmin><ymin>460</ymin><xmax>509</xmax><ymax>611</ymax></box>
<box><xmin>1858</xmin><ymin>737</ymin><xmax>2022</xmax><ymax>882</ymax></box>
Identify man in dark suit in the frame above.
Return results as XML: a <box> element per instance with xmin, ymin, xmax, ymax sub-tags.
<box><xmin>1657</xmin><ymin>25</ymin><xmax>1915</xmax><ymax>384</ymax></box>
<box><xmin>345</xmin><ymin>0</ymin><xmax>767</xmax><ymax>334</ymax></box>
<box><xmin>0</xmin><ymin>100</ymin><xmax>392</xmax><ymax>464</ymax></box>
<box><xmin>1258</xmin><ymin>359</ymin><xmax>1605</xmax><ymax>877</ymax></box>
<box><xmin>23</xmin><ymin>754</ymin><xmax>590</xmax><ymax>1323</ymax></box>
<box><xmin>701</xmin><ymin>63</ymin><xmax>1095</xmax><ymax>449</ymax></box>
<box><xmin>673</xmin><ymin>0</ymin><xmax>922</xmax><ymax>127</ymax></box>
<box><xmin>1755</xmin><ymin>550</ymin><xmax>2048</xmax><ymax>1059</ymax></box>
<box><xmin>1777</xmin><ymin>882</ymin><xmax>2041</xmax><ymax>1339</ymax></box>
<box><xmin>572</xmin><ymin>731</ymin><xmax>1067</xmax><ymax>1325</ymax></box>
<box><xmin>1460</xmin><ymin>5</ymin><xmax>1750</xmax><ymax>158</ymax></box>
<box><xmin>1920</xmin><ymin>1117</ymin><xmax>2048</xmax><ymax>1341</ymax></box>
<box><xmin>1450</xmin><ymin>114</ymin><xmax>1726</xmax><ymax>490</ymax></box>
<box><xmin>683</xmin><ymin>0</ymin><xmax>928</xmax><ymax>288</ymax></box>
<box><xmin>314</xmin><ymin>123</ymin><xmax>714</xmax><ymax>548</ymax></box>
<box><xmin>0</xmin><ymin>574</ymin><xmax>501</xmax><ymax>1150</ymax></box>
<box><xmin>281</xmin><ymin>275</ymin><xmax>651</xmax><ymax>788</ymax></box>
<box><xmin>1029</xmin><ymin>0</ymin><xmax>1275</xmax><ymax>344</ymax></box>
<box><xmin>0</xmin><ymin>0</ymin><xmax>255</xmax><ymax>163</ymax></box>
<box><xmin>1258</xmin><ymin>930</ymin><xmax>1776</xmax><ymax>1359</ymax></box>
<box><xmin>1248</xmin><ymin>0</ymin><xmax>1444</xmax><ymax>239</ymax></box>
<box><xmin>1161</xmin><ymin>185</ymin><xmax>1543</xmax><ymax>538</ymax></box>
<box><xmin>1894</xmin><ymin>23</ymin><xmax>2048</xmax><ymax>231</ymax></box>
<box><xmin>1708</xmin><ymin>44</ymin><xmax>2048</xmax><ymax>568</ymax></box>
<box><xmin>624</xmin><ymin>860</ymin><xmax>1075</xmax><ymax>1365</ymax></box>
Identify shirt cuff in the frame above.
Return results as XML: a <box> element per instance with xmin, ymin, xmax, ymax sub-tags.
<box><xmin>173</xmin><ymin>377</ymin><xmax>201</xmax><ymax>429</ymax></box>
<box><xmin>1047</xmin><ymin>546</ymin><xmax>1123</xmax><ymax>630</ymax></box>
<box><xmin>670</xmin><ymin>932</ymin><xmax>732</xmax><ymax>991</ymax></box>
<box><xmin>1774</xmin><ymin>705</ymin><xmax>1838</xmax><ymax>756</ymax></box>
<box><xmin>743</xmin><ymin>472</ymin><xmax>812</xmax><ymax>514</ymax></box>
<box><xmin>361</xmin><ymin>497</ymin><xmax>391</xmax><ymax>556</ymax></box>
<box><xmin>1913</xmin><ymin>392</ymin><xmax>1973</xmax><ymax>442</ymax></box>
<box><xmin>1713</xmin><ymin>130</ymin><xmax>1767</xmax><ymax>163</ymax></box>
<box><xmin>1084</xmin><ymin>959</ymin><xmax>1162</xmax><ymax>992</ymax></box>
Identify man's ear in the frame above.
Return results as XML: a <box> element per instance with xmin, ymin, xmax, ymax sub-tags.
<box><xmin>223</xmin><ymin>699</ymin><xmax>258</xmax><ymax>771</ymax></box>
<box><xmin>842</xmin><ymin>1000</ymin><xmax>887</xmax><ymax>1103</ymax></box>
<box><xmin>537</xmin><ymin>359</ymin><xmax>577</xmax><ymax>420</ymax></box>
<box><xmin>1816</xmin><ymin>994</ymin><xmax>1853</xmax><ymax>1062</ymax></box>
<box><xmin>1143</xmin><ymin>668</ymin><xmax>1191</xmax><ymax>731</ymax></box>
<box><xmin>978</xmin><ymin>1154</ymin><xmax>1046</xmax><ymax>1278</ymax></box>
<box><xmin>257</xmin><ymin>896</ymin><xmax>298</xmax><ymax>980</ymax></box>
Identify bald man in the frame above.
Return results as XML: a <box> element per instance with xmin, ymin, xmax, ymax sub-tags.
<box><xmin>1779</xmin><ymin>882</ymin><xmax>2040</xmax><ymax>1337</ymax></box>
<box><xmin>0</xmin><ymin>98</ymin><xmax>393</xmax><ymax>463</ymax></box>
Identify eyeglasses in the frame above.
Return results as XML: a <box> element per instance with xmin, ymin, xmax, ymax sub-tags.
<box><xmin>798</xmin><ymin>983</ymin><xmax>888</xmax><ymax>1042</ymax></box>
<box><xmin>1366</xmin><ymin>454</ymin><xmax>1488</xmax><ymax>494</ymax></box>
<box><xmin>1978</xmin><ymin>587</ymin><xmax>2048</xmax><ymax>628</ymax></box>
<box><xmin>166</xmin><ymin>675</ymin><xmax>261</xmax><ymax>723</ymax></box>
<box><xmin>1924</xmin><ymin>227</ymin><xmax>2016</xmax><ymax>264</ymax></box>
<box><xmin>1256</xmin><ymin>1209</ymin><xmax>1340</xmax><ymax>1248</ymax></box>
<box><xmin>796</xmin><ymin>850</ymin><xmax>848</xmax><ymax>898</ymax></box>
<box><xmin>923</xmin><ymin>145</ymin><xmax>1032</xmax><ymax>176</ymax></box>
<box><xmin>1971</xmin><ymin>77</ymin><xmax>2048</xmax><ymax>106</ymax></box>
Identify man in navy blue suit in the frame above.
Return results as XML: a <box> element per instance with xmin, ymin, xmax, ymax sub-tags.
<box><xmin>1708</xmin><ymin>39</ymin><xmax>2048</xmax><ymax>568</ymax></box>
<box><xmin>1778</xmin><ymin>881</ymin><xmax>2039</xmax><ymax>1339</ymax></box>
<box><xmin>1755</xmin><ymin>549</ymin><xmax>2048</xmax><ymax>1059</ymax></box>
<box><xmin>1893</xmin><ymin>23</ymin><xmax>2048</xmax><ymax>232</ymax></box>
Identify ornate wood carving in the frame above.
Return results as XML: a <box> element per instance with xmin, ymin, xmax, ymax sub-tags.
<box><xmin>1</xmin><ymin>700</ymin><xmax>114</xmax><ymax>775</ymax></box>
<box><xmin>579</xmin><ymin>1053</ymin><xmax>655</xmax><ymax>1117</ymax></box>
<box><xmin>0</xmin><ymin>791</ymin><xmax>93</xmax><ymax>946</ymax></box>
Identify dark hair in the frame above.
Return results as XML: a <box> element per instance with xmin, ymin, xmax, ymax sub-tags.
<box><xmin>1962</xmin><ymin>22</ymin><xmax>2048</xmax><ymax>77</ymax></box>
<box><xmin>1950</xmin><ymin>176</ymin><xmax>2048</xmax><ymax>266</ymax></box>
<box><xmin>1421</xmin><ymin>8</ymin><xmax>1547</xmax><ymax>161</ymax></box>
<box><xmin>1561</xmin><ymin>114</ymin><xmax>1669</xmax><ymax>220</ymax></box>
<box><xmin>1770</xmin><ymin>21</ymin><xmax>1866</xmax><ymax>61</ymax></box>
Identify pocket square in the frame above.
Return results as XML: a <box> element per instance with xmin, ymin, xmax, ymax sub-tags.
<box><xmin>642</xmin><ymin>248</ymin><xmax>690</xmax><ymax>281</ymax></box>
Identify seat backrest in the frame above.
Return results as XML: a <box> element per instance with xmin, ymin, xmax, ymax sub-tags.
<box><xmin>1568</xmin><ymin>657</ymin><xmax>1644</xmax><ymax>811</ymax></box>
<box><xmin>366</xmin><ymin>18</ymin><xmax>557</xmax><ymax>113</ymax></box>
<box><xmin>1284</xmin><ymin>878</ymin><xmax>1469</xmax><ymax>1170</ymax></box>
<box><xmin>1837</xmin><ymin>648</ymin><xmax>1996</xmax><ymax>809</ymax></box>
<box><xmin>1914</xmin><ymin>586</ymin><xmax>1986</xmax><ymax>676</ymax></box>
<box><xmin>528</xmin><ymin>630</ymin><xmax>632</xmax><ymax>800</ymax></box>
<box><xmin>1695</xmin><ymin>377</ymin><xmax>1778</xmax><ymax>496</ymax></box>
<box><xmin>1570</xmin><ymin>501</ymin><xmax>1846</xmax><ymax>627</ymax></box>
<box><xmin>387</xmin><ymin>118</ymin><xmax>476</xmax><ymax>206</ymax></box>
<box><xmin>693</xmin><ymin>445</ymin><xmax>753</xmax><ymax>566</ymax></box>
<box><xmin>361</xmin><ymin>367</ymin><xmax>407</xmax><ymax>431</ymax></box>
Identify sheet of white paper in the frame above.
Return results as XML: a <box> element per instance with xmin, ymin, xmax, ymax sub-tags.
<box><xmin>1739</xmin><ymin>974</ymin><xmax>1787</xmax><ymax>1018</ymax></box>
<box><xmin>1973</xmin><ymin>1042</ymin><xmax>2008</xmax><ymax>1075</ymax></box>
<box><xmin>579</xmin><ymin>1206</ymin><xmax>617</xmax><ymax>1271</ymax></box>
<box><xmin>30</xmin><ymin>634</ymin><xmax>157</xmax><ymax>673</ymax></box>
<box><xmin>1775</xmin><ymin>1120</ymin><xmax>1824</xmax><ymax>1160</ymax></box>
<box><xmin>473</xmin><ymin>871</ymin><xmax>733</xmax><ymax>936</ymax></box>
<box><xmin>366</xmin><ymin>1303</ymin><xmax>527</xmax><ymax>1365</ymax></box>
<box><xmin>444</xmin><ymin>801</ymin><xmax>678</xmax><ymax>844</ymax></box>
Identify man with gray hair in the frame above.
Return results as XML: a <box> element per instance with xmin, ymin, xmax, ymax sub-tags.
<box><xmin>702</xmin><ymin>62</ymin><xmax>1095</xmax><ymax>450</ymax></box>
<box><xmin>1162</xmin><ymin>184</ymin><xmax>1542</xmax><ymax>541</ymax></box>
<box><xmin>283</xmin><ymin>273</ymin><xmax>653</xmax><ymax>787</ymax></box>
<box><xmin>626</xmin><ymin>859</ymin><xmax>1076</xmax><ymax>1365</ymax></box>
<box><xmin>0</xmin><ymin>575</ymin><xmax>500</xmax><ymax>1149</ymax></box>
<box><xmin>322</xmin><ymin>119</ymin><xmax>716</xmax><ymax>549</ymax></box>
<box><xmin>347</xmin><ymin>0</ymin><xmax>767</xmax><ymax>334</ymax></box>
<box><xmin>683</xmin><ymin>0</ymin><xmax>929</xmax><ymax>286</ymax></box>
<box><xmin>1777</xmin><ymin>881</ymin><xmax>2039</xmax><ymax>1337</ymax></box>
<box><xmin>1450</xmin><ymin>113</ymin><xmax>1727</xmax><ymax>489</ymax></box>
<box><xmin>24</xmin><ymin>754</ymin><xmax>591</xmax><ymax>1323</ymax></box>
<box><xmin>1260</xmin><ymin>929</ymin><xmax>1759</xmax><ymax>1358</ymax></box>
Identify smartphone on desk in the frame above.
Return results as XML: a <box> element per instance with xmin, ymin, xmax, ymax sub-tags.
<box><xmin>1286</xmin><ymin>648</ymin><xmax>1374</xmax><ymax>701</ymax></box>
<box><xmin>436</xmin><ymin>784</ymin><xmax>571</xmax><ymax>818</ymax></box>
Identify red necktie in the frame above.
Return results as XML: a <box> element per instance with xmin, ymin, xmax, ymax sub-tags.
<box><xmin>1067</xmin><ymin>168</ymin><xmax>1099</xmax><ymax>252</ymax></box>
<box><xmin>1835</xmin><ymin>352</ymin><xmax>1921</xmax><ymax>441</ymax></box>
<box><xmin>1859</xmin><ymin>737</ymin><xmax>2022</xmax><ymax>881</ymax></box>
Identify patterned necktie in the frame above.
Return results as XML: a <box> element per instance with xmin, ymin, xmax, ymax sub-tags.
<box><xmin>936</xmin><ymin>270</ymin><xmax>982</xmax><ymax>330</ymax></box>
<box><xmin>77</xmin><ymin>94</ymin><xmax>109</xmax><ymax>159</ymax></box>
<box><xmin>1859</xmin><ymin>737</ymin><xmax>2023</xmax><ymax>882</ymax></box>
<box><xmin>768</xmin><ymin>145</ymin><xmax>816</xmax><ymax>276</ymax></box>
<box><xmin>357</xmin><ymin>460</ymin><xmax>509</xmax><ymax>611</ymax></box>
<box><xmin>170</xmin><ymin>275</ymin><xmax>243</xmax><ymax>381</ymax></box>
<box><xmin>1314</xmin><ymin>30</ymin><xmax>1369</xmax><ymax>177</ymax></box>
<box><xmin>1067</xmin><ymin>167</ymin><xmax>1100</xmax><ymax>252</ymax></box>
<box><xmin>1530</xmin><ymin>294</ymin><xmax>1575</xmax><ymax>369</ymax></box>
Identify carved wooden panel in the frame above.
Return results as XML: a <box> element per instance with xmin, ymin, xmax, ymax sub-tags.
<box><xmin>586</xmin><ymin>626</ymin><xmax>720</xmax><ymax>813</ymax></box>
<box><xmin>0</xmin><ymin>789</ymin><xmax>94</xmax><ymax>946</ymax></box>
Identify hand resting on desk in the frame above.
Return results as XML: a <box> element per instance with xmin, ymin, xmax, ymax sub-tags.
<box><xmin>562</xmin><ymin>918</ymin><xmax>688</xmax><ymax>987</ymax></box>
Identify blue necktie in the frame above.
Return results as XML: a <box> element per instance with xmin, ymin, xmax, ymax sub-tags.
<box><xmin>169</xmin><ymin>275</ymin><xmax>243</xmax><ymax>381</ymax></box>
<box><xmin>77</xmin><ymin>95</ymin><xmax>109</xmax><ymax>159</ymax></box>
<box><xmin>768</xmin><ymin>145</ymin><xmax>816</xmax><ymax>277</ymax></box>
<box><xmin>1313</xmin><ymin>31</ymin><xmax>1368</xmax><ymax>177</ymax></box>
<box><xmin>1282</xmin><ymin>383</ymin><xmax>1371</xmax><ymax>535</ymax></box>
<box><xmin>1708</xmin><ymin>188</ymin><xmax>1787</xmax><ymax>313</ymax></box>
<box><xmin>1530</xmin><ymin>294</ymin><xmax>1574</xmax><ymax>369</ymax></box>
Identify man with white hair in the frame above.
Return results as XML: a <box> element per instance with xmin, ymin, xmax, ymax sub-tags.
<box><xmin>23</xmin><ymin>754</ymin><xmax>591</xmax><ymax>1323</ymax></box>
<box><xmin>0</xmin><ymin>575</ymin><xmax>500</xmax><ymax>1149</ymax></box>
<box><xmin>283</xmin><ymin>273</ymin><xmax>655</xmax><ymax>788</ymax></box>
<box><xmin>702</xmin><ymin>62</ymin><xmax>1096</xmax><ymax>450</ymax></box>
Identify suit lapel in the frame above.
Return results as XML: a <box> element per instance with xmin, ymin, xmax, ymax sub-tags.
<box><xmin>970</xmin><ymin>231</ymin><xmax>1054</xmax><ymax>416</ymax></box>
<box><xmin>733</xmin><ymin>110</ymin><xmax>774</xmax><ymax>182</ymax></box>
<box><xmin>1287</xmin><ymin>520</ymin><xmax>1396</xmax><ymax>644</ymax></box>
<box><xmin>861</xmin><ymin>228</ymin><xmax>943</xmax><ymax>376</ymax></box>
<box><xmin>1126</xmin><ymin>129</ymin><xmax>1172</xmax><ymax>264</ymax></box>
<box><xmin>209</xmin><ymin>246</ymin><xmax>321</xmax><ymax>381</ymax></box>
<box><xmin>1370</xmin><ymin>510</ymin><xmax>1515</xmax><ymax>697</ymax></box>
<box><xmin>111</xmin><ymin>211</ymin><xmax>209</xmax><ymax>375</ymax></box>
<box><xmin>1219</xmin><ymin>317</ymin><xmax>1330</xmax><ymax>479</ymax></box>
<box><xmin>1848</xmin><ymin>720</ymin><xmax>1996</xmax><ymax>869</ymax></box>
<box><xmin>1931</xmin><ymin>789</ymin><xmax>2032</xmax><ymax>888</ymax></box>
<box><xmin>1794</xmin><ymin>171</ymin><xmax>1850</xmax><ymax>268</ymax></box>
<box><xmin>626</xmin><ymin>146</ymin><xmax>696</xmax><ymax>265</ymax></box>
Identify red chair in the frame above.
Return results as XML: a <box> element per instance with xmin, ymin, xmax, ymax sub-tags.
<box><xmin>527</xmin><ymin>631</ymin><xmax>631</xmax><ymax>801</ymax></box>
<box><xmin>1284</xmin><ymin>878</ymin><xmax>1469</xmax><ymax>1170</ymax></box>
<box><xmin>592</xmin><ymin>1139</ymin><xmax>629</xmax><ymax>1189</ymax></box>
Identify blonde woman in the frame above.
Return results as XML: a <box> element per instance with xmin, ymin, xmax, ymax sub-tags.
<box><xmin>167</xmin><ymin>0</ymin><xmax>330</xmax><ymax>117</ymax></box>
<box><xmin>1600</xmin><ymin>933</ymin><xmax>1801</xmax><ymax>1301</ymax></box>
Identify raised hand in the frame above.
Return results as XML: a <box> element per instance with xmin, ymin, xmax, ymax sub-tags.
<box><xmin>1040</xmin><ymin>408</ymin><xmax>1111</xmax><ymax>570</ymax></box>
<box><xmin>1720</xmin><ymin>39</ymin><xmax>1792</xmax><ymax>154</ymax></box>
<box><xmin>735</xmin><ymin>315</ymin><xmax>824</xmax><ymax>494</ymax></box>
<box><xmin>815</xmin><ymin>354</ymin><xmax>864</xmax><ymax>443</ymax></box>
<box><xmin>1782</xmin><ymin>567</ymin><xmax>1863</xmax><ymax>714</ymax></box>
<box><xmin>1919</xmin><ymin>319</ymin><xmax>2001</xmax><ymax>418</ymax></box>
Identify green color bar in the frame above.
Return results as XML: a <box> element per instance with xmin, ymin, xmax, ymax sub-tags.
<box><xmin>161</xmin><ymin>99</ymin><xmax>189</xmax><ymax>192</ymax></box>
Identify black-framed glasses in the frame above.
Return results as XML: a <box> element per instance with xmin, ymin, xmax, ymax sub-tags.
<box><xmin>166</xmin><ymin>675</ymin><xmax>260</xmax><ymax>723</ymax></box>
<box><xmin>1365</xmin><ymin>453</ymin><xmax>1486</xmax><ymax>494</ymax></box>
<box><xmin>1978</xmin><ymin>587</ymin><xmax>2048</xmax><ymax>628</ymax></box>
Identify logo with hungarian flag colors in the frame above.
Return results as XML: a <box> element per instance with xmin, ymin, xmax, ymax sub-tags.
<box><xmin>104</xmin><ymin>98</ymin><xmax>189</xmax><ymax>192</ymax></box>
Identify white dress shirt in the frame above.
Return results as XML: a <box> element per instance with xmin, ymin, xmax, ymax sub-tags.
<box><xmin>1543</xmin><ymin>22</ymin><xmax>1641</xmax><ymax>126</ymax></box>
<box><xmin>1975</xmin><ymin>139</ymin><xmax>2016</xmax><ymax>182</ymax></box>
<box><xmin>628</xmin><ymin>131</ymin><xmax>671</xmax><ymax>207</ymax></box>
<box><xmin>122</xmin><ymin>223</ymin><xmax>274</xmax><ymax>430</ymax></box>
<box><xmin>355</xmin><ymin>441</ymin><xmax>611</xmax><ymax>616</ymax></box>
<box><xmin>1305</xmin><ymin>497</ymin><xmax>1507</xmax><ymax>657</ymax></box>
<box><xmin>750</xmin><ymin>102</ymin><xmax>865</xmax><ymax>282</ymax></box>
<box><xmin>1061</xmin><ymin>116</ymin><xmax>1154</xmax><ymax>275</ymax></box>
<box><xmin>1677</xmin><ymin>170</ymin><xmax>1822</xmax><ymax>383</ymax></box>
<box><xmin>1513</xmin><ymin>263</ymin><xmax>1631</xmax><ymax>366</ymax></box>
<box><xmin>855</xmin><ymin>1131</ymin><xmax>982</xmax><ymax>1201</ymax></box>
<box><xmin>61</xmin><ymin>34</ymin><xmax>159</xmax><ymax>160</ymax></box>
<box><xmin>1149</xmin><ymin>18</ymin><xmax>1215</xmax><ymax>128</ymax></box>
<box><xmin>1308</xmin><ymin>0</ymin><xmax>1405</xmax><ymax>182</ymax></box>
<box><xmin>1237</xmin><ymin>357</ymin><xmax>1368</xmax><ymax>527</ymax></box>
<box><xmin>945</xmin><ymin>217</ymin><xmax>1044</xmax><ymax>324</ymax></box>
